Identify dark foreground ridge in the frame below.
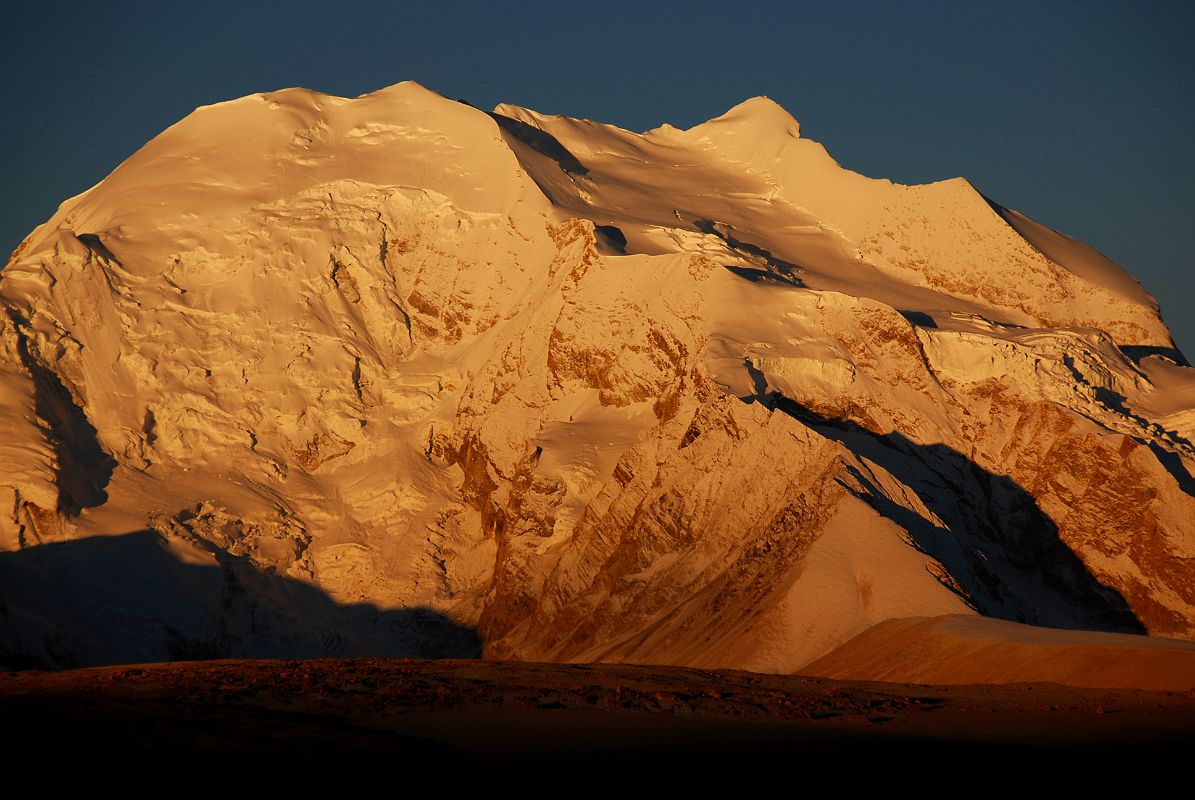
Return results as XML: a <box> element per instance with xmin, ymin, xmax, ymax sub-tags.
<box><xmin>3</xmin><ymin>658</ymin><xmax>1192</xmax><ymax>784</ymax></box>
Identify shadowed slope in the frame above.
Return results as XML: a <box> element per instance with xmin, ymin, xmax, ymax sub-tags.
<box><xmin>6</xmin><ymin>309</ymin><xmax>114</xmax><ymax>515</ymax></box>
<box><xmin>771</xmin><ymin>397</ymin><xmax>1146</xmax><ymax>634</ymax></box>
<box><xmin>0</xmin><ymin>530</ymin><xmax>481</xmax><ymax>668</ymax></box>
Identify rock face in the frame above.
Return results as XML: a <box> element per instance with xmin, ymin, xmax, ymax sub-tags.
<box><xmin>2</xmin><ymin>82</ymin><xmax>1193</xmax><ymax>670</ymax></box>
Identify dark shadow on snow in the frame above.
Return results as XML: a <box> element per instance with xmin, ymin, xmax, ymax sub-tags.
<box><xmin>695</xmin><ymin>219</ymin><xmax>806</xmax><ymax>288</ymax></box>
<box><xmin>1121</xmin><ymin>344</ymin><xmax>1190</xmax><ymax>368</ymax></box>
<box><xmin>723</xmin><ymin>264</ymin><xmax>804</xmax><ymax>288</ymax></box>
<box><xmin>1147</xmin><ymin>442</ymin><xmax>1195</xmax><ymax>497</ymax></box>
<box><xmin>0</xmin><ymin>530</ymin><xmax>482</xmax><ymax>670</ymax></box>
<box><xmin>488</xmin><ymin>111</ymin><xmax>589</xmax><ymax>176</ymax></box>
<box><xmin>743</xmin><ymin>357</ymin><xmax>770</xmax><ymax>399</ymax></box>
<box><xmin>756</xmin><ymin>392</ymin><xmax>1145</xmax><ymax>635</ymax></box>
<box><xmin>594</xmin><ymin>224</ymin><xmax>628</xmax><ymax>253</ymax></box>
<box><xmin>898</xmin><ymin>310</ymin><xmax>937</xmax><ymax>329</ymax></box>
<box><xmin>75</xmin><ymin>233</ymin><xmax>123</xmax><ymax>265</ymax></box>
<box><xmin>5</xmin><ymin>309</ymin><xmax>115</xmax><ymax>515</ymax></box>
<box><xmin>1066</xmin><ymin>360</ymin><xmax>1195</xmax><ymax>491</ymax></box>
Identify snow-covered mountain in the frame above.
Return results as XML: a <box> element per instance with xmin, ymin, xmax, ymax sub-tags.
<box><xmin>2</xmin><ymin>81</ymin><xmax>1193</xmax><ymax>670</ymax></box>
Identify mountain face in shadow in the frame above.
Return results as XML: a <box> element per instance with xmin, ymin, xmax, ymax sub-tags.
<box><xmin>770</xmin><ymin>397</ymin><xmax>1145</xmax><ymax>634</ymax></box>
<box><xmin>7</xmin><ymin>307</ymin><xmax>115</xmax><ymax>515</ymax></box>
<box><xmin>0</xmin><ymin>530</ymin><xmax>481</xmax><ymax>669</ymax></box>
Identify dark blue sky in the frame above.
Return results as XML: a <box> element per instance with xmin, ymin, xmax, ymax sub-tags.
<box><xmin>3</xmin><ymin>1</ymin><xmax>1192</xmax><ymax>351</ymax></box>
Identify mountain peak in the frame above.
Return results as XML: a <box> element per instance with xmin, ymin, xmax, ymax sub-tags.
<box><xmin>1</xmin><ymin>82</ymin><xmax>1191</xmax><ymax>674</ymax></box>
<box><xmin>360</xmin><ymin>79</ymin><xmax>443</xmax><ymax>101</ymax></box>
<box><xmin>696</xmin><ymin>95</ymin><xmax>800</xmax><ymax>138</ymax></box>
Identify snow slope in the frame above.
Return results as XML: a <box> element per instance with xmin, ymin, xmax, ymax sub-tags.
<box><xmin>801</xmin><ymin>614</ymin><xmax>1195</xmax><ymax>690</ymax></box>
<box><xmin>2</xmin><ymin>82</ymin><xmax>1193</xmax><ymax>670</ymax></box>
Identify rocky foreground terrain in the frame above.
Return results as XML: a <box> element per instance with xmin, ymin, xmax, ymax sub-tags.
<box><xmin>4</xmin><ymin>658</ymin><xmax>1193</xmax><ymax>781</ymax></box>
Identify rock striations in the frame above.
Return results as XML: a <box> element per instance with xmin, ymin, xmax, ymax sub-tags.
<box><xmin>2</xmin><ymin>82</ymin><xmax>1192</xmax><ymax>670</ymax></box>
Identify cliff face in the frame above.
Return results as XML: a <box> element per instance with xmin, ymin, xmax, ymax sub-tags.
<box><xmin>2</xmin><ymin>82</ymin><xmax>1192</xmax><ymax>670</ymax></box>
